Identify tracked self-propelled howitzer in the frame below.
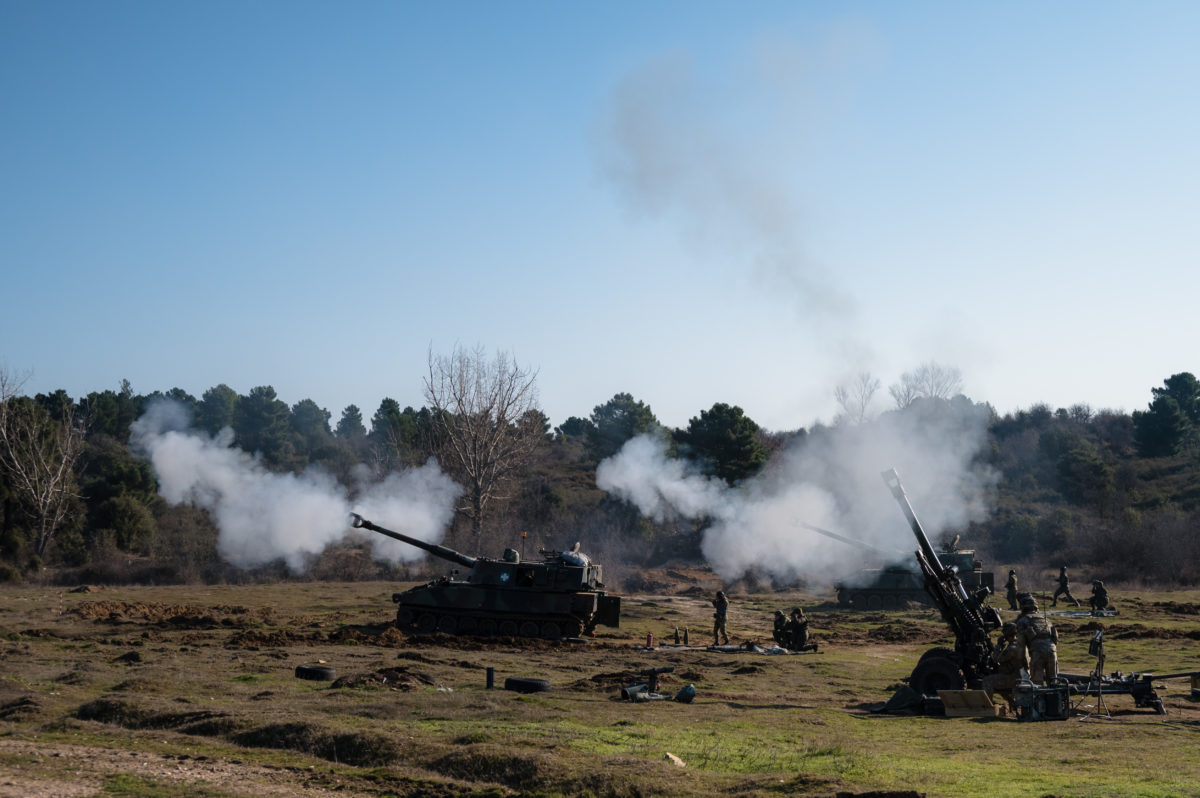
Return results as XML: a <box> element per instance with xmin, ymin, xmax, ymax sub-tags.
<box><xmin>882</xmin><ymin>469</ymin><xmax>1003</xmax><ymax>696</ymax></box>
<box><xmin>350</xmin><ymin>513</ymin><xmax>621</xmax><ymax>639</ymax></box>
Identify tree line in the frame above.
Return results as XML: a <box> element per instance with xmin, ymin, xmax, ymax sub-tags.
<box><xmin>2</xmin><ymin>353</ymin><xmax>1200</xmax><ymax>587</ymax></box>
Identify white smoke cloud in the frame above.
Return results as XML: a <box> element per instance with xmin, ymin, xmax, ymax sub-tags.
<box><xmin>597</xmin><ymin>400</ymin><xmax>996</xmax><ymax>584</ymax></box>
<box><xmin>130</xmin><ymin>401</ymin><xmax>461</xmax><ymax>570</ymax></box>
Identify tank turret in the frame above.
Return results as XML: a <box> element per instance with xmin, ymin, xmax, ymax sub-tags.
<box><xmin>351</xmin><ymin>513</ymin><xmax>621</xmax><ymax>639</ymax></box>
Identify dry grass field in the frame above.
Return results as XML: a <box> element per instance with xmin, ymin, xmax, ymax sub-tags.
<box><xmin>1</xmin><ymin>576</ymin><xmax>1199</xmax><ymax>798</ymax></box>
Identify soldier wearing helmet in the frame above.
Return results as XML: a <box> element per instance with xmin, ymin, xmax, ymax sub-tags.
<box><xmin>772</xmin><ymin>609</ymin><xmax>787</xmax><ymax>646</ymax></box>
<box><xmin>1089</xmin><ymin>580</ymin><xmax>1110</xmax><ymax>614</ymax></box>
<box><xmin>982</xmin><ymin>621</ymin><xmax>1028</xmax><ymax>712</ymax></box>
<box><xmin>1052</xmin><ymin>565</ymin><xmax>1081</xmax><ymax>608</ymax></box>
<box><xmin>1004</xmin><ymin>569</ymin><xmax>1019</xmax><ymax>610</ymax></box>
<box><xmin>1015</xmin><ymin>593</ymin><xmax>1058</xmax><ymax>684</ymax></box>
<box><xmin>711</xmin><ymin>590</ymin><xmax>729</xmax><ymax>646</ymax></box>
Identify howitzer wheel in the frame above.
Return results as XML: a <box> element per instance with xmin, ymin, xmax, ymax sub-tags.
<box><xmin>437</xmin><ymin>615</ymin><xmax>457</xmax><ymax>634</ymax></box>
<box><xmin>909</xmin><ymin>656</ymin><xmax>965</xmax><ymax>697</ymax></box>
<box><xmin>456</xmin><ymin>616</ymin><xmax>478</xmax><ymax>635</ymax></box>
<box><xmin>416</xmin><ymin>613</ymin><xmax>437</xmax><ymax>634</ymax></box>
<box><xmin>395</xmin><ymin>607</ymin><xmax>415</xmax><ymax>627</ymax></box>
<box><xmin>499</xmin><ymin>620</ymin><xmax>519</xmax><ymax>637</ymax></box>
<box><xmin>917</xmin><ymin>646</ymin><xmax>958</xmax><ymax>665</ymax></box>
<box><xmin>865</xmin><ymin>594</ymin><xmax>883</xmax><ymax>610</ymax></box>
<box><xmin>519</xmin><ymin>621</ymin><xmax>539</xmax><ymax>638</ymax></box>
<box><xmin>540</xmin><ymin>621</ymin><xmax>562</xmax><ymax>640</ymax></box>
<box><xmin>480</xmin><ymin>619</ymin><xmax>499</xmax><ymax>637</ymax></box>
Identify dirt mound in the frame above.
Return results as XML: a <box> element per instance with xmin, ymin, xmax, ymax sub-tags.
<box><xmin>327</xmin><ymin>625</ymin><xmax>408</xmax><ymax>646</ymax></box>
<box><xmin>0</xmin><ymin>696</ymin><xmax>41</xmax><ymax>721</ymax></box>
<box><xmin>867</xmin><ymin>622</ymin><xmax>944</xmax><ymax>644</ymax></box>
<box><xmin>1153</xmin><ymin>601</ymin><xmax>1200</xmax><ymax>615</ymax></box>
<box><xmin>330</xmin><ymin>667</ymin><xmax>441</xmax><ymax>691</ymax></box>
<box><xmin>427</xmin><ymin>749</ymin><xmax>542</xmax><ymax>789</ymax></box>
<box><xmin>69</xmin><ymin>601</ymin><xmax>272</xmax><ymax>628</ymax></box>
<box><xmin>232</xmin><ymin>722</ymin><xmax>403</xmax><ymax>767</ymax></box>
<box><xmin>1105</xmin><ymin>624</ymin><xmax>1200</xmax><ymax>640</ymax></box>
<box><xmin>569</xmin><ymin>671</ymin><xmax>636</xmax><ymax>692</ymax></box>
<box><xmin>227</xmin><ymin>629</ymin><xmax>322</xmax><ymax>647</ymax></box>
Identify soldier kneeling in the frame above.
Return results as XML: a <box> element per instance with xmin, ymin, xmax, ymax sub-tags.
<box><xmin>785</xmin><ymin>607</ymin><xmax>818</xmax><ymax>653</ymax></box>
<box><xmin>982</xmin><ymin>622</ymin><xmax>1028</xmax><ymax>713</ymax></box>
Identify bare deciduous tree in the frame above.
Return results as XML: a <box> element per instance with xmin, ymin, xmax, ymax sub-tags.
<box><xmin>0</xmin><ymin>367</ymin><xmax>84</xmax><ymax>558</ymax></box>
<box><xmin>834</xmin><ymin>372</ymin><xmax>881</xmax><ymax>425</ymax></box>
<box><xmin>888</xmin><ymin>361</ymin><xmax>964</xmax><ymax>409</ymax></box>
<box><xmin>423</xmin><ymin>345</ymin><xmax>541</xmax><ymax>545</ymax></box>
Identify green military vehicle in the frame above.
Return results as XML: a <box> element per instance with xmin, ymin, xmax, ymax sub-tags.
<box><xmin>804</xmin><ymin>523</ymin><xmax>994</xmax><ymax>610</ymax></box>
<box><xmin>351</xmin><ymin>513</ymin><xmax>621</xmax><ymax>639</ymax></box>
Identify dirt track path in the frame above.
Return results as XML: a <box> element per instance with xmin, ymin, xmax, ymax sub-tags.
<box><xmin>0</xmin><ymin>738</ymin><xmax>375</xmax><ymax>798</ymax></box>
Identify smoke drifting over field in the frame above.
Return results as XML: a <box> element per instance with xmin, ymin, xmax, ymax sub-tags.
<box><xmin>597</xmin><ymin>401</ymin><xmax>996</xmax><ymax>584</ymax></box>
<box><xmin>130</xmin><ymin>401</ymin><xmax>460</xmax><ymax>570</ymax></box>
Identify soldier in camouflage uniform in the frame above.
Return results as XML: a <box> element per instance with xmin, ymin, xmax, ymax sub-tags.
<box><xmin>712</xmin><ymin>591</ymin><xmax>730</xmax><ymax>646</ymax></box>
<box><xmin>1015</xmin><ymin>593</ymin><xmax>1058</xmax><ymax>684</ymax></box>
<box><xmin>1089</xmin><ymin>580</ymin><xmax>1110</xmax><ymax>613</ymax></box>
<box><xmin>1004</xmin><ymin>569</ymin><xmax>1019</xmax><ymax>610</ymax></box>
<box><xmin>772</xmin><ymin>610</ymin><xmax>788</xmax><ymax>646</ymax></box>
<box><xmin>1051</xmin><ymin>565</ymin><xmax>1080</xmax><ymax>607</ymax></box>
<box><xmin>982</xmin><ymin>621</ymin><xmax>1028</xmax><ymax>711</ymax></box>
<box><xmin>785</xmin><ymin>607</ymin><xmax>818</xmax><ymax>653</ymax></box>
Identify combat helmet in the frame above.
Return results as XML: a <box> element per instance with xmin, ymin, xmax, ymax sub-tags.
<box><xmin>1001</xmin><ymin>621</ymin><xmax>1018</xmax><ymax>636</ymax></box>
<box><xmin>1018</xmin><ymin>592</ymin><xmax>1039</xmax><ymax>612</ymax></box>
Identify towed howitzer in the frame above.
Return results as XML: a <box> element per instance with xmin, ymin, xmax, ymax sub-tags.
<box><xmin>882</xmin><ymin>469</ymin><xmax>1002</xmax><ymax>696</ymax></box>
<box><xmin>351</xmin><ymin>513</ymin><xmax>621</xmax><ymax>639</ymax></box>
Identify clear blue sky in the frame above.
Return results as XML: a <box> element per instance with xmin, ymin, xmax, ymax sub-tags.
<box><xmin>3</xmin><ymin>1</ymin><xmax>1198</xmax><ymax>431</ymax></box>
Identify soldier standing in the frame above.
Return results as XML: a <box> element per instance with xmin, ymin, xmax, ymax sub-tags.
<box><xmin>1052</xmin><ymin>565</ymin><xmax>1080</xmax><ymax>607</ymax></box>
<box><xmin>1004</xmin><ymin>569</ymin><xmax>1019</xmax><ymax>610</ymax></box>
<box><xmin>711</xmin><ymin>590</ymin><xmax>730</xmax><ymax>646</ymax></box>
<box><xmin>785</xmin><ymin>607</ymin><xmax>818</xmax><ymax>653</ymax></box>
<box><xmin>1015</xmin><ymin>593</ymin><xmax>1058</xmax><ymax>685</ymax></box>
<box><xmin>1089</xmin><ymin>580</ymin><xmax>1110</xmax><ymax>613</ymax></box>
<box><xmin>982</xmin><ymin>621</ymin><xmax>1028</xmax><ymax>712</ymax></box>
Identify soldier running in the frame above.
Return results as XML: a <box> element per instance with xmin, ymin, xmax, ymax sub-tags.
<box><xmin>1051</xmin><ymin>565</ymin><xmax>1081</xmax><ymax>607</ymax></box>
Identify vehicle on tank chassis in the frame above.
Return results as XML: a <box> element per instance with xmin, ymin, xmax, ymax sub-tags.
<box><xmin>350</xmin><ymin>513</ymin><xmax>621</xmax><ymax>639</ymax></box>
<box><xmin>803</xmin><ymin>523</ymin><xmax>994</xmax><ymax>610</ymax></box>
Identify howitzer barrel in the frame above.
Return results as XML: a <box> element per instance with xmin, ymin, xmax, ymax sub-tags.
<box><xmin>801</xmin><ymin>522</ymin><xmax>907</xmax><ymax>560</ymax></box>
<box><xmin>881</xmin><ymin>469</ymin><xmax>946</xmax><ymax>574</ymax></box>
<box><xmin>350</xmin><ymin>513</ymin><xmax>476</xmax><ymax>568</ymax></box>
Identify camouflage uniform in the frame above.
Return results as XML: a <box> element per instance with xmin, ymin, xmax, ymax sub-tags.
<box><xmin>712</xmin><ymin>591</ymin><xmax>729</xmax><ymax>645</ymax></box>
<box><xmin>1052</xmin><ymin>566</ymin><xmax>1080</xmax><ymax>607</ymax></box>
<box><xmin>982</xmin><ymin>622</ymin><xmax>1028</xmax><ymax>710</ymax></box>
<box><xmin>772</xmin><ymin>610</ymin><xmax>787</xmax><ymax>646</ymax></box>
<box><xmin>1015</xmin><ymin>595</ymin><xmax>1058</xmax><ymax>684</ymax></box>
<box><xmin>1004</xmin><ymin>570</ymin><xmax>1019</xmax><ymax>611</ymax></box>
<box><xmin>1089</xmin><ymin>580</ymin><xmax>1109</xmax><ymax>612</ymax></box>
<box><xmin>785</xmin><ymin>607</ymin><xmax>818</xmax><ymax>653</ymax></box>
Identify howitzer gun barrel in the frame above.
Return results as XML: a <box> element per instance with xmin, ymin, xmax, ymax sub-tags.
<box><xmin>801</xmin><ymin>522</ymin><xmax>908</xmax><ymax>560</ymax></box>
<box><xmin>880</xmin><ymin>469</ymin><xmax>946</xmax><ymax>574</ymax></box>
<box><xmin>350</xmin><ymin>513</ymin><xmax>476</xmax><ymax>568</ymax></box>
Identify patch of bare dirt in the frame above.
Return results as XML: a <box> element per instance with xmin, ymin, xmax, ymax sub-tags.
<box><xmin>68</xmin><ymin>600</ymin><xmax>273</xmax><ymax>628</ymax></box>
<box><xmin>330</xmin><ymin>666</ymin><xmax>442</xmax><ymax>691</ymax></box>
<box><xmin>1153</xmin><ymin>601</ymin><xmax>1200</xmax><ymax>615</ymax></box>
<box><xmin>0</xmin><ymin>738</ymin><xmax>377</xmax><ymax>798</ymax></box>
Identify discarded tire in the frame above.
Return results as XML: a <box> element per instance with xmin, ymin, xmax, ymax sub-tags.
<box><xmin>295</xmin><ymin>664</ymin><xmax>336</xmax><ymax>681</ymax></box>
<box><xmin>504</xmin><ymin>677</ymin><xmax>551</xmax><ymax>694</ymax></box>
